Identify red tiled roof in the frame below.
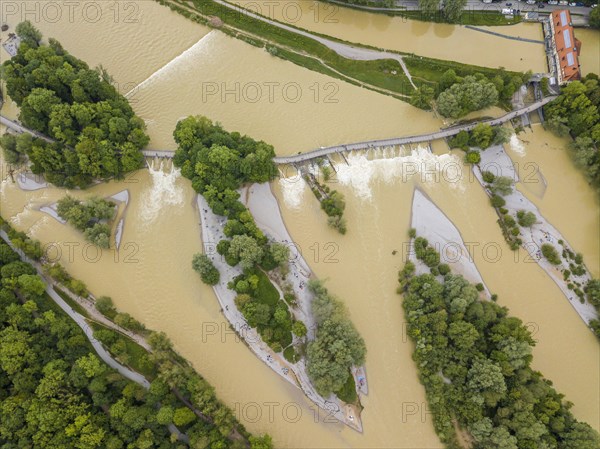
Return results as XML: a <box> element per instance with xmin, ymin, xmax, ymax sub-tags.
<box><xmin>552</xmin><ymin>10</ymin><xmax>581</xmax><ymax>82</ymax></box>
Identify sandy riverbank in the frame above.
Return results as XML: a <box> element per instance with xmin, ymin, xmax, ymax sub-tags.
<box><xmin>410</xmin><ymin>187</ymin><xmax>491</xmax><ymax>295</ymax></box>
<box><xmin>474</xmin><ymin>145</ymin><xmax>598</xmax><ymax>325</ymax></box>
<box><xmin>197</xmin><ymin>184</ymin><xmax>364</xmax><ymax>432</ymax></box>
<box><xmin>16</xmin><ymin>170</ymin><xmax>48</xmax><ymax>191</ymax></box>
<box><xmin>110</xmin><ymin>190</ymin><xmax>130</xmax><ymax>250</ymax></box>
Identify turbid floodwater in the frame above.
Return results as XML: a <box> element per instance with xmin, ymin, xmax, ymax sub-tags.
<box><xmin>232</xmin><ymin>0</ymin><xmax>548</xmax><ymax>72</ymax></box>
<box><xmin>1</xmin><ymin>1</ymin><xmax>599</xmax><ymax>447</ymax></box>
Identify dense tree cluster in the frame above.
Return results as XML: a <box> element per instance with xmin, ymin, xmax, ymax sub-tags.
<box><xmin>449</xmin><ymin>125</ymin><xmax>511</xmax><ymax>152</ymax></box>
<box><xmin>0</xmin><ymin>225</ymin><xmax>274</xmax><ymax>448</ymax></box>
<box><xmin>191</xmin><ymin>254</ymin><xmax>220</xmax><ymax>285</ymax></box>
<box><xmin>418</xmin><ymin>0</ymin><xmax>468</xmax><ymax>22</ymax></box>
<box><xmin>338</xmin><ymin>0</ymin><xmax>395</xmax><ymax>5</ymax></box>
<box><xmin>544</xmin><ymin>75</ymin><xmax>600</xmax><ymax>189</ymax></box>
<box><xmin>0</xmin><ymin>240</ymin><xmax>188</xmax><ymax>448</ymax></box>
<box><xmin>57</xmin><ymin>195</ymin><xmax>116</xmax><ymax>248</ymax></box>
<box><xmin>231</xmin><ymin>269</ymin><xmax>296</xmax><ymax>353</ymax></box>
<box><xmin>175</xmin><ymin>116</ymin><xmax>364</xmax><ymax>403</ymax></box>
<box><xmin>307</xmin><ymin>175</ymin><xmax>347</xmax><ymax>234</ymax></box>
<box><xmin>173</xmin><ymin>116</ymin><xmax>276</xmax><ymax>193</ymax></box>
<box><xmin>437</xmin><ymin>75</ymin><xmax>499</xmax><ymax>118</ymax></box>
<box><xmin>587</xmin><ymin>280</ymin><xmax>600</xmax><ymax>337</ymax></box>
<box><xmin>306</xmin><ymin>280</ymin><xmax>366</xmax><ymax>397</ymax></box>
<box><xmin>175</xmin><ymin>117</ymin><xmax>305</xmax><ymax>356</ymax></box>
<box><xmin>0</xmin><ymin>22</ymin><xmax>149</xmax><ymax>187</ymax></box>
<box><xmin>43</xmin><ymin>263</ymin><xmax>90</xmax><ymax>297</ymax></box>
<box><xmin>398</xmin><ymin>241</ymin><xmax>600</xmax><ymax>449</ymax></box>
<box><xmin>480</xmin><ymin>172</ymin><xmax>523</xmax><ymax>251</ymax></box>
<box><xmin>590</xmin><ymin>6</ymin><xmax>600</xmax><ymax>29</ymax></box>
<box><xmin>145</xmin><ymin>332</ymin><xmax>273</xmax><ymax>448</ymax></box>
<box><xmin>436</xmin><ymin>69</ymin><xmax>528</xmax><ymax>118</ymax></box>
<box><xmin>410</xmin><ymin>85</ymin><xmax>435</xmax><ymax>110</ymax></box>
<box><xmin>0</xmin><ymin>133</ymin><xmax>35</xmax><ymax>165</ymax></box>
<box><xmin>1</xmin><ymin>223</ymin><xmax>43</xmax><ymax>260</ymax></box>
<box><xmin>541</xmin><ymin>243</ymin><xmax>561</xmax><ymax>265</ymax></box>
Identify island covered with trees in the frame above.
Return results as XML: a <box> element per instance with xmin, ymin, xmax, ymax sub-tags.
<box><xmin>173</xmin><ymin>116</ymin><xmax>366</xmax><ymax>415</ymax></box>
<box><xmin>397</xmin><ymin>232</ymin><xmax>600</xmax><ymax>449</ymax></box>
<box><xmin>0</xmin><ymin>22</ymin><xmax>149</xmax><ymax>188</ymax></box>
<box><xmin>56</xmin><ymin>196</ymin><xmax>116</xmax><ymax>249</ymax></box>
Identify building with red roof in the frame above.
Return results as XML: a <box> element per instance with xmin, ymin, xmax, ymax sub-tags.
<box><xmin>549</xmin><ymin>10</ymin><xmax>582</xmax><ymax>83</ymax></box>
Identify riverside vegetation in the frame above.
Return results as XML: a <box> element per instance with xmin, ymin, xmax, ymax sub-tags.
<box><xmin>0</xmin><ymin>217</ymin><xmax>274</xmax><ymax>449</ymax></box>
<box><xmin>330</xmin><ymin>0</ymin><xmax>525</xmax><ymax>25</ymax></box>
<box><xmin>175</xmin><ymin>116</ymin><xmax>365</xmax><ymax>401</ymax></box>
<box><xmin>397</xmin><ymin>232</ymin><xmax>600</xmax><ymax>449</ymax></box>
<box><xmin>0</xmin><ymin>22</ymin><xmax>149</xmax><ymax>188</ymax></box>
<box><xmin>56</xmin><ymin>196</ymin><xmax>116</xmax><ymax>249</ymax></box>
<box><xmin>480</xmin><ymin>170</ymin><xmax>600</xmax><ymax>340</ymax></box>
<box><xmin>157</xmin><ymin>0</ymin><xmax>528</xmax><ymax>105</ymax></box>
<box><xmin>305</xmin><ymin>166</ymin><xmax>347</xmax><ymax>234</ymax></box>
<box><xmin>544</xmin><ymin>74</ymin><xmax>600</xmax><ymax>191</ymax></box>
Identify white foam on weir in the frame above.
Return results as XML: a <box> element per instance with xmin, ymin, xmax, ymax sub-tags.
<box><xmin>335</xmin><ymin>146</ymin><xmax>464</xmax><ymax>200</ymax></box>
<box><xmin>279</xmin><ymin>175</ymin><xmax>307</xmax><ymax>210</ymax></box>
<box><xmin>509</xmin><ymin>133</ymin><xmax>526</xmax><ymax>157</ymax></box>
<box><xmin>140</xmin><ymin>160</ymin><xmax>183</xmax><ymax>222</ymax></box>
<box><xmin>124</xmin><ymin>31</ymin><xmax>217</xmax><ymax>98</ymax></box>
<box><xmin>28</xmin><ymin>215</ymin><xmax>49</xmax><ymax>237</ymax></box>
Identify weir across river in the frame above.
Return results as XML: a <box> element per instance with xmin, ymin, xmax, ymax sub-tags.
<box><xmin>1</xmin><ymin>95</ymin><xmax>555</xmax><ymax>166</ymax></box>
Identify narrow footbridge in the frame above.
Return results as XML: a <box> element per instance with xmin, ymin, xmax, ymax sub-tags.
<box><xmin>273</xmin><ymin>96</ymin><xmax>556</xmax><ymax>165</ymax></box>
<box><xmin>1</xmin><ymin>95</ymin><xmax>555</xmax><ymax>166</ymax></box>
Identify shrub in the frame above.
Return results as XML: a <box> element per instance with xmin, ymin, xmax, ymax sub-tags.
<box><xmin>503</xmin><ymin>215</ymin><xmax>516</xmax><ymax>227</ymax></box>
<box><xmin>438</xmin><ymin>264</ymin><xmax>451</xmax><ymax>275</ymax></box>
<box><xmin>465</xmin><ymin>151</ymin><xmax>481</xmax><ymax>164</ymax></box>
<box><xmin>283</xmin><ymin>346</ymin><xmax>298</xmax><ymax>363</ymax></box>
<box><xmin>490</xmin><ymin>195</ymin><xmax>506</xmax><ymax>208</ymax></box>
<box><xmin>482</xmin><ymin>171</ymin><xmax>496</xmax><ymax>183</ymax></box>
<box><xmin>96</xmin><ymin>296</ymin><xmax>116</xmax><ymax>318</ymax></box>
<box><xmin>192</xmin><ymin>253</ymin><xmax>220</xmax><ymax>285</ymax></box>
<box><xmin>517</xmin><ymin>210</ymin><xmax>537</xmax><ymax>227</ymax></box>
<box><xmin>541</xmin><ymin>244</ymin><xmax>561</xmax><ymax>265</ymax></box>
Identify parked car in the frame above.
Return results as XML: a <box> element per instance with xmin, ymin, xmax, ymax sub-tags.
<box><xmin>569</xmin><ymin>2</ymin><xmax>577</xmax><ymax>5</ymax></box>
<box><xmin>591</xmin><ymin>3</ymin><xmax>598</xmax><ymax>7</ymax></box>
<box><xmin>558</xmin><ymin>1</ymin><xmax>569</xmax><ymax>5</ymax></box>
<box><xmin>538</xmin><ymin>3</ymin><xmax>545</xmax><ymax>7</ymax></box>
<box><xmin>506</xmin><ymin>2</ymin><xmax>513</xmax><ymax>5</ymax></box>
<box><xmin>575</xmin><ymin>2</ymin><xmax>584</xmax><ymax>5</ymax></box>
<box><xmin>548</xmin><ymin>0</ymin><xmax>558</xmax><ymax>4</ymax></box>
<box><xmin>526</xmin><ymin>0</ymin><xmax>536</xmax><ymax>4</ymax></box>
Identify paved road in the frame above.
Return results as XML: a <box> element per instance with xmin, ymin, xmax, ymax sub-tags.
<box><xmin>0</xmin><ymin>115</ymin><xmax>55</xmax><ymax>143</ymax></box>
<box><xmin>213</xmin><ymin>0</ymin><xmax>417</xmax><ymax>87</ymax></box>
<box><xmin>0</xmin><ymin>230</ymin><xmax>150</xmax><ymax>387</ymax></box>
<box><xmin>0</xmin><ymin>230</ymin><xmax>189</xmax><ymax>441</ymax></box>
<box><xmin>328</xmin><ymin>0</ymin><xmax>594</xmax><ymax>15</ymax></box>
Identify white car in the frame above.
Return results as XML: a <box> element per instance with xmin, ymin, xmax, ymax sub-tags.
<box><xmin>548</xmin><ymin>0</ymin><xmax>558</xmax><ymax>4</ymax></box>
<box><xmin>591</xmin><ymin>3</ymin><xmax>597</xmax><ymax>7</ymax></box>
<box><xmin>526</xmin><ymin>0</ymin><xmax>536</xmax><ymax>4</ymax></box>
<box><xmin>569</xmin><ymin>1</ymin><xmax>576</xmax><ymax>5</ymax></box>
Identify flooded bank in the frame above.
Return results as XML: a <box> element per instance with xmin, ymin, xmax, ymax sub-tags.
<box><xmin>0</xmin><ymin>0</ymin><xmax>598</xmax><ymax>446</ymax></box>
<box><xmin>275</xmin><ymin>147</ymin><xmax>599</xmax><ymax>436</ymax></box>
<box><xmin>507</xmin><ymin>125</ymin><xmax>600</xmax><ymax>277</ymax></box>
<box><xmin>232</xmin><ymin>0</ymin><xmax>548</xmax><ymax>72</ymax></box>
<box><xmin>576</xmin><ymin>28</ymin><xmax>600</xmax><ymax>75</ymax></box>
